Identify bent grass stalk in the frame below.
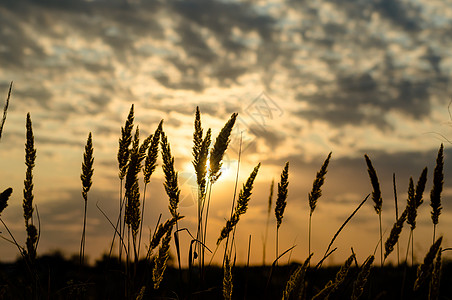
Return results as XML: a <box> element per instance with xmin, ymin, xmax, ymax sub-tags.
<box><xmin>430</xmin><ymin>144</ymin><xmax>444</xmax><ymax>243</ymax></box>
<box><xmin>312</xmin><ymin>252</ymin><xmax>355</xmax><ymax>299</ymax></box>
<box><xmin>364</xmin><ymin>154</ymin><xmax>383</xmax><ymax>266</ymax></box>
<box><xmin>275</xmin><ymin>162</ymin><xmax>289</xmax><ymax>263</ymax></box>
<box><xmin>308</xmin><ymin>152</ymin><xmax>331</xmax><ymax>261</ymax></box>
<box><xmin>217</xmin><ymin>163</ymin><xmax>261</xmax><ymax>257</ymax></box>
<box><xmin>393</xmin><ymin>173</ymin><xmax>400</xmax><ymax>265</ymax></box>
<box><xmin>0</xmin><ymin>81</ymin><xmax>12</xmax><ymax>141</ymax></box>
<box><xmin>384</xmin><ymin>208</ymin><xmax>407</xmax><ymax>264</ymax></box>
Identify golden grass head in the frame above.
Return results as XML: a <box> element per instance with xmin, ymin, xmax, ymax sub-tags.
<box><xmin>217</xmin><ymin>163</ymin><xmax>260</xmax><ymax>245</ymax></box>
<box><xmin>209</xmin><ymin>112</ymin><xmax>238</xmax><ymax>183</ymax></box>
<box><xmin>144</xmin><ymin>120</ymin><xmax>163</xmax><ymax>184</ymax></box>
<box><xmin>118</xmin><ymin>104</ymin><xmax>134</xmax><ymax>180</ymax></box>
<box><xmin>161</xmin><ymin>130</ymin><xmax>181</xmax><ymax>218</ymax></box>
<box><xmin>152</xmin><ymin>223</ymin><xmax>174</xmax><ymax>290</ymax></box>
<box><xmin>193</xmin><ymin>128</ymin><xmax>211</xmax><ymax>200</ymax></box>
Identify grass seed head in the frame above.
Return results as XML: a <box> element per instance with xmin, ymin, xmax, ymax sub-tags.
<box><xmin>282</xmin><ymin>253</ymin><xmax>312</xmax><ymax>300</ymax></box>
<box><xmin>23</xmin><ymin>113</ymin><xmax>36</xmax><ymax>225</ymax></box>
<box><xmin>312</xmin><ymin>253</ymin><xmax>355</xmax><ymax>299</ymax></box>
<box><xmin>414</xmin><ymin>236</ymin><xmax>442</xmax><ymax>291</ymax></box>
<box><xmin>217</xmin><ymin>163</ymin><xmax>260</xmax><ymax>244</ymax></box>
<box><xmin>118</xmin><ymin>104</ymin><xmax>134</xmax><ymax>180</ymax></box>
<box><xmin>81</xmin><ymin>132</ymin><xmax>94</xmax><ymax>201</ymax></box>
<box><xmin>161</xmin><ymin>131</ymin><xmax>181</xmax><ymax>218</ymax></box>
<box><xmin>275</xmin><ymin>162</ymin><xmax>289</xmax><ymax>229</ymax></box>
<box><xmin>209</xmin><ymin>112</ymin><xmax>238</xmax><ymax>183</ymax></box>
<box><xmin>194</xmin><ymin>128</ymin><xmax>211</xmax><ymax>200</ymax></box>
<box><xmin>0</xmin><ymin>187</ymin><xmax>12</xmax><ymax>215</ymax></box>
<box><xmin>429</xmin><ymin>246</ymin><xmax>442</xmax><ymax>300</ymax></box>
<box><xmin>384</xmin><ymin>209</ymin><xmax>407</xmax><ymax>260</ymax></box>
<box><xmin>152</xmin><ymin>224</ymin><xmax>174</xmax><ymax>290</ymax></box>
<box><xmin>407</xmin><ymin>167</ymin><xmax>428</xmax><ymax>230</ymax></box>
<box><xmin>351</xmin><ymin>255</ymin><xmax>374</xmax><ymax>300</ymax></box>
<box><xmin>430</xmin><ymin>144</ymin><xmax>444</xmax><ymax>225</ymax></box>
<box><xmin>309</xmin><ymin>152</ymin><xmax>332</xmax><ymax>215</ymax></box>
<box><xmin>193</xmin><ymin>106</ymin><xmax>203</xmax><ymax>164</ymax></box>
<box><xmin>223</xmin><ymin>255</ymin><xmax>233</xmax><ymax>300</ymax></box>
<box><xmin>364</xmin><ymin>154</ymin><xmax>382</xmax><ymax>214</ymax></box>
<box><xmin>144</xmin><ymin>120</ymin><xmax>163</xmax><ymax>184</ymax></box>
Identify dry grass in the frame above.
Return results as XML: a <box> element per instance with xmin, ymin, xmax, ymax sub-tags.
<box><xmin>0</xmin><ymin>94</ymin><xmax>450</xmax><ymax>299</ymax></box>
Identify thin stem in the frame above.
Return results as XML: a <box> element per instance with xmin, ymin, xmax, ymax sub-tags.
<box><xmin>379</xmin><ymin>212</ymin><xmax>383</xmax><ymax>266</ymax></box>
<box><xmin>411</xmin><ymin>230</ymin><xmax>414</xmax><ymax>266</ymax></box>
<box><xmin>224</xmin><ymin>134</ymin><xmax>242</xmax><ymax>265</ymax></box>
<box><xmin>309</xmin><ymin>212</ymin><xmax>312</xmax><ymax>264</ymax></box>
<box><xmin>393</xmin><ymin>173</ymin><xmax>400</xmax><ymax>265</ymax></box>
<box><xmin>80</xmin><ymin>198</ymin><xmax>87</xmax><ymax>265</ymax></box>
<box><xmin>137</xmin><ymin>182</ymin><xmax>148</xmax><ymax>259</ymax></box>
<box><xmin>433</xmin><ymin>224</ymin><xmax>437</xmax><ymax>244</ymax></box>
<box><xmin>276</xmin><ymin>227</ymin><xmax>279</xmax><ymax>266</ymax></box>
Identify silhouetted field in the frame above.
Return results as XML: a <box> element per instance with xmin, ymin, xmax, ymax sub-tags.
<box><xmin>1</xmin><ymin>252</ymin><xmax>452</xmax><ymax>299</ymax></box>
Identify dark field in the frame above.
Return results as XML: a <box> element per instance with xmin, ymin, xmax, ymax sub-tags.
<box><xmin>1</xmin><ymin>252</ymin><xmax>451</xmax><ymax>299</ymax></box>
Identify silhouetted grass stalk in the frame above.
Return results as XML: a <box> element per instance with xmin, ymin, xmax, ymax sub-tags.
<box><xmin>275</xmin><ymin>162</ymin><xmax>289</xmax><ymax>264</ymax></box>
<box><xmin>430</xmin><ymin>144</ymin><xmax>444</xmax><ymax>243</ymax></box>
<box><xmin>406</xmin><ymin>167</ymin><xmax>428</xmax><ymax>265</ymax></box>
<box><xmin>263</xmin><ymin>178</ymin><xmax>274</xmax><ymax>266</ymax></box>
<box><xmin>308</xmin><ymin>152</ymin><xmax>331</xmax><ymax>262</ymax></box>
<box><xmin>80</xmin><ymin>132</ymin><xmax>93</xmax><ymax>266</ymax></box>
<box><xmin>364</xmin><ymin>154</ymin><xmax>383</xmax><ymax>266</ymax></box>
<box><xmin>0</xmin><ymin>81</ymin><xmax>12</xmax><ymax>141</ymax></box>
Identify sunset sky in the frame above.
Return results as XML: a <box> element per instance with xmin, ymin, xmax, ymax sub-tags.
<box><xmin>1</xmin><ymin>0</ymin><xmax>452</xmax><ymax>267</ymax></box>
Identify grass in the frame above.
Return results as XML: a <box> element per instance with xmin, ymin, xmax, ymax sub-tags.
<box><xmin>0</xmin><ymin>84</ymin><xmax>450</xmax><ymax>299</ymax></box>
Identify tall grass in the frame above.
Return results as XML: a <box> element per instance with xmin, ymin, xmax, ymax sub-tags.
<box><xmin>80</xmin><ymin>132</ymin><xmax>94</xmax><ymax>265</ymax></box>
<box><xmin>0</xmin><ymin>95</ymin><xmax>449</xmax><ymax>299</ymax></box>
<box><xmin>364</xmin><ymin>154</ymin><xmax>383</xmax><ymax>266</ymax></box>
<box><xmin>275</xmin><ymin>161</ymin><xmax>289</xmax><ymax>263</ymax></box>
<box><xmin>308</xmin><ymin>152</ymin><xmax>331</xmax><ymax>261</ymax></box>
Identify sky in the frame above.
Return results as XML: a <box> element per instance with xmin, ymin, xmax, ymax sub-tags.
<box><xmin>1</xmin><ymin>0</ymin><xmax>452</xmax><ymax>267</ymax></box>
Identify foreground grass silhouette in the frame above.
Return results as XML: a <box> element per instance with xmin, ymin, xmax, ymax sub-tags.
<box><xmin>0</xmin><ymin>84</ymin><xmax>450</xmax><ymax>299</ymax></box>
